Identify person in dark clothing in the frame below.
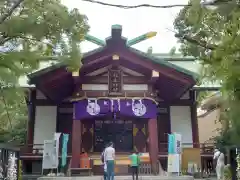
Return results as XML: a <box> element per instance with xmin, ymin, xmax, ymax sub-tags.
<box><xmin>129</xmin><ymin>151</ymin><xmax>140</xmax><ymax>180</ymax></box>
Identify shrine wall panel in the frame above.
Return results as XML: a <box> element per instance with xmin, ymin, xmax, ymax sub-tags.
<box><xmin>34</xmin><ymin>106</ymin><xmax>57</xmax><ymax>148</ymax></box>
<box><xmin>170</xmin><ymin>106</ymin><xmax>193</xmax><ymax>147</ymax></box>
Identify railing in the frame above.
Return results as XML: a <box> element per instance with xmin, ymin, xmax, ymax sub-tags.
<box><xmin>66</xmin><ymin>157</ymin><xmax>160</xmax><ymax>176</ymax></box>
<box><xmin>139</xmin><ymin>162</ymin><xmax>160</xmax><ymax>175</ymax></box>
<box><xmin>158</xmin><ymin>142</ymin><xmax>215</xmax><ymax>155</ymax></box>
<box><xmin>19</xmin><ymin>143</ymin><xmax>215</xmax><ymax>157</ymax></box>
<box><xmin>18</xmin><ymin>143</ymin><xmax>217</xmax><ymax>176</ymax></box>
<box><xmin>19</xmin><ymin>143</ymin><xmax>215</xmax><ymax>176</ymax></box>
<box><xmin>0</xmin><ymin>144</ymin><xmax>20</xmax><ymax>180</ymax></box>
<box><xmin>19</xmin><ymin>144</ymin><xmax>43</xmax><ymax>156</ymax></box>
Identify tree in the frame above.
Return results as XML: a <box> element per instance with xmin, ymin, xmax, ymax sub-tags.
<box><xmin>0</xmin><ymin>0</ymin><xmax>89</xmax><ymax>143</ymax></box>
<box><xmin>174</xmin><ymin>0</ymin><xmax>240</xmax><ymax>144</ymax></box>
<box><xmin>169</xmin><ymin>46</ymin><xmax>176</xmax><ymax>55</ymax></box>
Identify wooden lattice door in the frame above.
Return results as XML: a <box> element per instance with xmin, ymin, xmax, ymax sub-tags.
<box><xmin>81</xmin><ymin>120</ymin><xmax>94</xmax><ymax>152</ymax></box>
<box><xmin>133</xmin><ymin>119</ymin><xmax>148</xmax><ymax>152</ymax></box>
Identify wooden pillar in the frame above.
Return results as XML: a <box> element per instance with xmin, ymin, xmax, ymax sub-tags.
<box><xmin>26</xmin><ymin>89</ymin><xmax>36</xmax><ymax>147</ymax></box>
<box><xmin>71</xmin><ymin>70</ymin><xmax>82</xmax><ymax>168</ymax></box>
<box><xmin>148</xmin><ymin>118</ymin><xmax>159</xmax><ymax>175</ymax></box>
<box><xmin>71</xmin><ymin>119</ymin><xmax>82</xmax><ymax>168</ymax></box>
<box><xmin>190</xmin><ymin>90</ymin><xmax>199</xmax><ymax>148</ymax></box>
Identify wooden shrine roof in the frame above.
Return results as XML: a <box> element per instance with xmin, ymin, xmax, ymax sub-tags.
<box><xmin>19</xmin><ymin>25</ymin><xmax>219</xmax><ymax>102</ymax></box>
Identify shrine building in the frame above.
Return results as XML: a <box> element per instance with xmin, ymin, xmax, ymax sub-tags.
<box><xmin>21</xmin><ymin>25</ymin><xmax>212</xmax><ymax>174</ymax></box>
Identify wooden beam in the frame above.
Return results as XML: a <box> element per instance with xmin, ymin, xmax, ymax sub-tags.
<box><xmin>85</xmin><ymin>54</ymin><xmax>112</xmax><ymax>66</ymax></box>
<box><xmin>119</xmin><ymin>49</ymin><xmax>192</xmax><ymax>84</ymax></box>
<box><xmin>190</xmin><ymin>90</ymin><xmax>199</xmax><ymax>148</ymax></box>
<box><xmin>35</xmin><ymin>99</ymin><xmax>58</xmax><ymax>106</ymax></box>
<box><xmin>148</xmin><ymin>118</ymin><xmax>159</xmax><ymax>174</ymax></box>
<box><xmin>81</xmin><ymin>76</ymin><xmax>149</xmax><ymax>84</ymax></box>
<box><xmin>35</xmin><ymin>96</ymin><xmax>193</xmax><ymax>107</ymax></box>
<box><xmin>81</xmin><ymin>59</ymin><xmax>112</xmax><ymax>76</ymax></box>
<box><xmin>26</xmin><ymin>89</ymin><xmax>36</xmax><ymax>146</ymax></box>
<box><xmin>71</xmin><ymin>120</ymin><xmax>82</xmax><ymax>168</ymax></box>
<box><xmin>150</xmin><ymin>70</ymin><xmax>159</xmax><ymax>83</ymax></box>
<box><xmin>158</xmin><ymin>99</ymin><xmax>192</xmax><ymax>106</ymax></box>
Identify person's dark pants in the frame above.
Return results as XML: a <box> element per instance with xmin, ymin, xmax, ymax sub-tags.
<box><xmin>131</xmin><ymin>166</ymin><xmax>139</xmax><ymax>180</ymax></box>
<box><xmin>107</xmin><ymin>160</ymin><xmax>114</xmax><ymax>180</ymax></box>
<box><xmin>104</xmin><ymin>171</ymin><xmax>107</xmax><ymax>180</ymax></box>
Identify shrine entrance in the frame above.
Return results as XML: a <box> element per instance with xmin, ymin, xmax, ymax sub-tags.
<box><xmin>94</xmin><ymin>119</ymin><xmax>133</xmax><ymax>152</ymax></box>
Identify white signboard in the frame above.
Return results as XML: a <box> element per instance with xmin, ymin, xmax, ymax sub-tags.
<box><xmin>168</xmin><ymin>154</ymin><xmax>181</xmax><ymax>173</ymax></box>
<box><xmin>42</xmin><ymin>140</ymin><xmax>57</xmax><ymax>169</ymax></box>
<box><xmin>167</xmin><ymin>133</ymin><xmax>182</xmax><ymax>174</ymax></box>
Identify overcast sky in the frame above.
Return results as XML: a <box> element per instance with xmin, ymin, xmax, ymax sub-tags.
<box><xmin>62</xmin><ymin>0</ymin><xmax>189</xmax><ymax>53</ymax></box>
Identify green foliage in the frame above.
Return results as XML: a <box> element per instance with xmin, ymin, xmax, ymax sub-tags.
<box><xmin>169</xmin><ymin>47</ymin><xmax>176</xmax><ymax>55</ymax></box>
<box><xmin>197</xmin><ymin>91</ymin><xmax>211</xmax><ymax>104</ymax></box>
<box><xmin>0</xmin><ymin>87</ymin><xmax>27</xmax><ymax>143</ymax></box>
<box><xmin>0</xmin><ymin>0</ymin><xmax>89</xmax><ymax>143</ymax></box>
<box><xmin>224</xmin><ymin>164</ymin><xmax>232</xmax><ymax>180</ymax></box>
<box><xmin>174</xmin><ymin>0</ymin><xmax>240</xmax><ymax>144</ymax></box>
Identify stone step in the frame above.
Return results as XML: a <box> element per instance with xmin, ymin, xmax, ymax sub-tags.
<box><xmin>22</xmin><ymin>174</ymin><xmax>42</xmax><ymax>180</ymax></box>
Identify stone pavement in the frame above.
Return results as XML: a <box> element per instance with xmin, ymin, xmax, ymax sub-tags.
<box><xmin>38</xmin><ymin>175</ymin><xmax>195</xmax><ymax>180</ymax></box>
<box><xmin>30</xmin><ymin>175</ymin><xmax>218</xmax><ymax>180</ymax></box>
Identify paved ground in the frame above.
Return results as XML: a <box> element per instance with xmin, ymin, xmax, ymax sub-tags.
<box><xmin>37</xmin><ymin>176</ymin><xmax>218</xmax><ymax>180</ymax></box>
<box><xmin>23</xmin><ymin>175</ymin><xmax>217</xmax><ymax>180</ymax></box>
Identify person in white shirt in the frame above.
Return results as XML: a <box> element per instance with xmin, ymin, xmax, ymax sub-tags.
<box><xmin>101</xmin><ymin>145</ymin><xmax>107</xmax><ymax>180</ymax></box>
<box><xmin>213</xmin><ymin>149</ymin><xmax>225</xmax><ymax>180</ymax></box>
<box><xmin>104</xmin><ymin>142</ymin><xmax>115</xmax><ymax>180</ymax></box>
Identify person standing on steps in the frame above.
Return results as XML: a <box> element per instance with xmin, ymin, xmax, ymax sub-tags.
<box><xmin>213</xmin><ymin>148</ymin><xmax>225</xmax><ymax>180</ymax></box>
<box><xmin>129</xmin><ymin>150</ymin><xmax>140</xmax><ymax>180</ymax></box>
<box><xmin>101</xmin><ymin>144</ymin><xmax>108</xmax><ymax>180</ymax></box>
<box><xmin>104</xmin><ymin>142</ymin><xmax>115</xmax><ymax>180</ymax></box>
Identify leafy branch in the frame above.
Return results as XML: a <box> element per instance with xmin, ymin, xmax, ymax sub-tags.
<box><xmin>175</xmin><ymin>33</ymin><xmax>217</xmax><ymax>50</ymax></box>
<box><xmin>81</xmin><ymin>0</ymin><xmax>232</xmax><ymax>9</ymax></box>
<box><xmin>0</xmin><ymin>0</ymin><xmax>24</xmax><ymax>24</ymax></box>
<box><xmin>81</xmin><ymin>0</ymin><xmax>191</xmax><ymax>9</ymax></box>
<box><xmin>0</xmin><ymin>88</ymin><xmax>13</xmax><ymax>130</ymax></box>
<box><xmin>0</xmin><ymin>0</ymin><xmax>89</xmax><ymax>143</ymax></box>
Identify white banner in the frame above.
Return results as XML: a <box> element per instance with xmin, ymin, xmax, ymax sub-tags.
<box><xmin>42</xmin><ymin>140</ymin><xmax>57</xmax><ymax>169</ymax></box>
<box><xmin>173</xmin><ymin>133</ymin><xmax>182</xmax><ymax>154</ymax></box>
<box><xmin>53</xmin><ymin>133</ymin><xmax>61</xmax><ymax>168</ymax></box>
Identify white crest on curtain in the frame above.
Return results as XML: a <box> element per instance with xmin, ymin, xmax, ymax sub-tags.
<box><xmin>86</xmin><ymin>98</ymin><xmax>100</xmax><ymax>115</ymax></box>
<box><xmin>111</xmin><ymin>99</ymin><xmax>114</xmax><ymax>112</ymax></box>
<box><xmin>132</xmin><ymin>99</ymin><xmax>146</xmax><ymax>116</ymax></box>
<box><xmin>103</xmin><ymin>100</ymin><xmax>108</xmax><ymax>105</ymax></box>
<box><xmin>117</xmin><ymin>99</ymin><xmax>120</xmax><ymax>111</ymax></box>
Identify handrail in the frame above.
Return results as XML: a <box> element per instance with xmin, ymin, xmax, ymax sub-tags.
<box><xmin>19</xmin><ymin>142</ymin><xmax>215</xmax><ymax>157</ymax></box>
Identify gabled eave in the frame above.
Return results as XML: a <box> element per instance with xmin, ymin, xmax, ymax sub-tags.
<box><xmin>129</xmin><ymin>47</ymin><xmax>199</xmax><ymax>82</ymax></box>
